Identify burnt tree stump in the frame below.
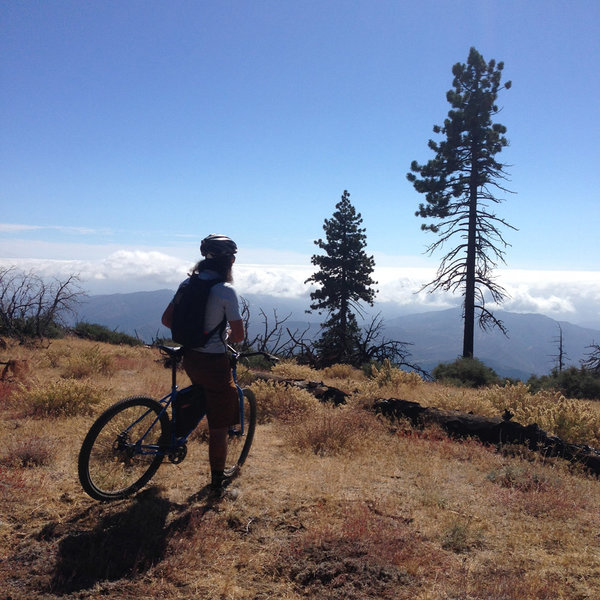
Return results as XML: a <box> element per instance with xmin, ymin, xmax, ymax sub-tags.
<box><xmin>252</xmin><ymin>373</ymin><xmax>348</xmax><ymax>405</ymax></box>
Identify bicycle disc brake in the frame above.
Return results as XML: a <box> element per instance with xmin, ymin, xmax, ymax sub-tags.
<box><xmin>113</xmin><ymin>433</ymin><xmax>136</xmax><ymax>464</ymax></box>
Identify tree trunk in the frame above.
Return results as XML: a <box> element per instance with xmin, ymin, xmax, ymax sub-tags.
<box><xmin>250</xmin><ymin>371</ymin><xmax>600</xmax><ymax>475</ymax></box>
<box><xmin>462</xmin><ymin>160</ymin><xmax>478</xmax><ymax>358</ymax></box>
<box><xmin>253</xmin><ymin>372</ymin><xmax>348</xmax><ymax>405</ymax></box>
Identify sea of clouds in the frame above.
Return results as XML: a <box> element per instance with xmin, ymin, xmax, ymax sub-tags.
<box><xmin>1</xmin><ymin>248</ymin><xmax>598</xmax><ymax>329</ymax></box>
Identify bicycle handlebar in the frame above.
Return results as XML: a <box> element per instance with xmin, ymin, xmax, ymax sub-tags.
<box><xmin>227</xmin><ymin>345</ymin><xmax>280</xmax><ymax>364</ymax></box>
<box><xmin>155</xmin><ymin>343</ymin><xmax>279</xmax><ymax>365</ymax></box>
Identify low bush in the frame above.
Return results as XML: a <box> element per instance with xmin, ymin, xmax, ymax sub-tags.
<box><xmin>486</xmin><ymin>464</ymin><xmax>552</xmax><ymax>493</ymax></box>
<box><xmin>19</xmin><ymin>379</ymin><xmax>104</xmax><ymax>417</ymax></box>
<box><xmin>248</xmin><ymin>380</ymin><xmax>319</xmax><ymax>424</ymax></box>
<box><xmin>62</xmin><ymin>345</ymin><xmax>114</xmax><ymax>379</ymax></box>
<box><xmin>271</xmin><ymin>360</ymin><xmax>319</xmax><ymax>381</ymax></box>
<box><xmin>528</xmin><ymin>366</ymin><xmax>600</xmax><ymax>400</ymax></box>
<box><xmin>370</xmin><ymin>359</ymin><xmax>423</xmax><ymax>388</ymax></box>
<box><xmin>481</xmin><ymin>382</ymin><xmax>600</xmax><ymax>445</ymax></box>
<box><xmin>433</xmin><ymin>357</ymin><xmax>500</xmax><ymax>388</ymax></box>
<box><xmin>441</xmin><ymin>519</ymin><xmax>484</xmax><ymax>553</ymax></box>
<box><xmin>74</xmin><ymin>322</ymin><xmax>143</xmax><ymax>346</ymax></box>
<box><xmin>1</xmin><ymin>435</ymin><xmax>56</xmax><ymax>467</ymax></box>
<box><xmin>321</xmin><ymin>363</ymin><xmax>364</xmax><ymax>380</ymax></box>
<box><xmin>284</xmin><ymin>405</ymin><xmax>378</xmax><ymax>456</ymax></box>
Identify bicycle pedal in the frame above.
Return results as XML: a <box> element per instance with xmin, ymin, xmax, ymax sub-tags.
<box><xmin>223</xmin><ymin>464</ymin><xmax>240</xmax><ymax>479</ymax></box>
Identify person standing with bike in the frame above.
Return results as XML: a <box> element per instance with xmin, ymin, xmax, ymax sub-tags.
<box><xmin>161</xmin><ymin>234</ymin><xmax>244</xmax><ymax>494</ymax></box>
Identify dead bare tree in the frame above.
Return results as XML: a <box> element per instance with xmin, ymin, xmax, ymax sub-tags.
<box><xmin>355</xmin><ymin>313</ymin><xmax>427</xmax><ymax>376</ymax></box>
<box><xmin>239</xmin><ymin>298</ymin><xmax>424</xmax><ymax>374</ymax></box>
<box><xmin>240</xmin><ymin>297</ymin><xmax>314</xmax><ymax>358</ymax></box>
<box><xmin>582</xmin><ymin>343</ymin><xmax>600</xmax><ymax>374</ymax></box>
<box><xmin>0</xmin><ymin>267</ymin><xmax>84</xmax><ymax>340</ymax></box>
<box><xmin>550</xmin><ymin>323</ymin><xmax>569</xmax><ymax>372</ymax></box>
<box><xmin>286</xmin><ymin>325</ymin><xmax>320</xmax><ymax>365</ymax></box>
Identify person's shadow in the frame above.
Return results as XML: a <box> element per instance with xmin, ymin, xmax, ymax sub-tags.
<box><xmin>48</xmin><ymin>485</ymin><xmax>216</xmax><ymax>593</ymax></box>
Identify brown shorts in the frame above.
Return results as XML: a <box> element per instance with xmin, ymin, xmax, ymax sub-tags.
<box><xmin>182</xmin><ymin>351</ymin><xmax>239</xmax><ymax>429</ymax></box>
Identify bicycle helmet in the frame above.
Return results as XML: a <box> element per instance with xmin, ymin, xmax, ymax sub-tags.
<box><xmin>200</xmin><ymin>233</ymin><xmax>238</xmax><ymax>258</ymax></box>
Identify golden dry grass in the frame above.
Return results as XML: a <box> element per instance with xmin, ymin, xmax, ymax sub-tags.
<box><xmin>0</xmin><ymin>338</ymin><xmax>599</xmax><ymax>599</ymax></box>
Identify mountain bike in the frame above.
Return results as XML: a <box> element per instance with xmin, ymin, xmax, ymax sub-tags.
<box><xmin>78</xmin><ymin>345</ymin><xmax>275</xmax><ymax>501</ymax></box>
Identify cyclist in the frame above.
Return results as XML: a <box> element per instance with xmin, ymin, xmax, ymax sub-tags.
<box><xmin>161</xmin><ymin>234</ymin><xmax>244</xmax><ymax>494</ymax></box>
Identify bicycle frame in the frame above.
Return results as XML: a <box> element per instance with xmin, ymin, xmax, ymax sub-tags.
<box><xmin>125</xmin><ymin>346</ymin><xmax>249</xmax><ymax>458</ymax></box>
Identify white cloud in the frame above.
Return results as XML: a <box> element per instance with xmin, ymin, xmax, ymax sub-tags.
<box><xmin>1</xmin><ymin>250</ymin><xmax>598</xmax><ymax>327</ymax></box>
<box><xmin>0</xmin><ymin>224</ymin><xmax>43</xmax><ymax>233</ymax></box>
<box><xmin>0</xmin><ymin>223</ymin><xmax>98</xmax><ymax>235</ymax></box>
<box><xmin>494</xmin><ymin>269</ymin><xmax>600</xmax><ymax>324</ymax></box>
<box><xmin>236</xmin><ymin>264</ymin><xmax>312</xmax><ymax>297</ymax></box>
<box><xmin>97</xmin><ymin>250</ymin><xmax>188</xmax><ymax>281</ymax></box>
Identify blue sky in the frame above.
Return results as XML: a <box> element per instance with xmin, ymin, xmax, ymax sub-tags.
<box><xmin>1</xmin><ymin>1</ymin><xmax>599</xmax><ymax>326</ymax></box>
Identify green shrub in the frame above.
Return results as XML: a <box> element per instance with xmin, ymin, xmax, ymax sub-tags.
<box><xmin>20</xmin><ymin>379</ymin><xmax>104</xmax><ymax>417</ymax></box>
<box><xmin>528</xmin><ymin>367</ymin><xmax>600</xmax><ymax>400</ymax></box>
<box><xmin>441</xmin><ymin>519</ymin><xmax>484</xmax><ymax>553</ymax></box>
<box><xmin>74</xmin><ymin>322</ymin><xmax>143</xmax><ymax>346</ymax></box>
<box><xmin>2</xmin><ymin>316</ymin><xmax>67</xmax><ymax>339</ymax></box>
<box><xmin>369</xmin><ymin>359</ymin><xmax>423</xmax><ymax>388</ymax></box>
<box><xmin>433</xmin><ymin>357</ymin><xmax>499</xmax><ymax>388</ymax></box>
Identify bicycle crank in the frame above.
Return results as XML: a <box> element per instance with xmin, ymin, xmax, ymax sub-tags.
<box><xmin>168</xmin><ymin>444</ymin><xmax>187</xmax><ymax>464</ymax></box>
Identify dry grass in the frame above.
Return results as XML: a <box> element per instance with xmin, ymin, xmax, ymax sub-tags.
<box><xmin>271</xmin><ymin>358</ymin><xmax>319</xmax><ymax>380</ymax></box>
<box><xmin>17</xmin><ymin>378</ymin><xmax>106</xmax><ymax>417</ymax></box>
<box><xmin>0</xmin><ymin>336</ymin><xmax>599</xmax><ymax>600</ymax></box>
<box><xmin>249</xmin><ymin>378</ymin><xmax>320</xmax><ymax>423</ymax></box>
<box><xmin>61</xmin><ymin>344</ymin><xmax>115</xmax><ymax>379</ymax></box>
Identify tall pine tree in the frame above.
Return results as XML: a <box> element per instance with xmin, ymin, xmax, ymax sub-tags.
<box><xmin>306</xmin><ymin>190</ymin><xmax>377</xmax><ymax>366</ymax></box>
<box><xmin>407</xmin><ymin>47</ymin><xmax>515</xmax><ymax>358</ymax></box>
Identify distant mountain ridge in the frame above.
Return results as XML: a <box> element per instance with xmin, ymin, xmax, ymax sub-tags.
<box><xmin>383</xmin><ymin>308</ymin><xmax>599</xmax><ymax>380</ymax></box>
<box><xmin>73</xmin><ymin>290</ymin><xmax>600</xmax><ymax>380</ymax></box>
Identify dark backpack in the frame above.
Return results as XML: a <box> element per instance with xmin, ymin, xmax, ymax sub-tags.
<box><xmin>170</xmin><ymin>275</ymin><xmax>225</xmax><ymax>348</ymax></box>
<box><xmin>172</xmin><ymin>385</ymin><xmax>205</xmax><ymax>438</ymax></box>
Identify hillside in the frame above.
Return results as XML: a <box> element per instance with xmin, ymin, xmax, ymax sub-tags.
<box><xmin>74</xmin><ymin>290</ymin><xmax>600</xmax><ymax>378</ymax></box>
<box><xmin>1</xmin><ymin>338</ymin><xmax>600</xmax><ymax>599</ymax></box>
<box><xmin>384</xmin><ymin>308</ymin><xmax>600</xmax><ymax>380</ymax></box>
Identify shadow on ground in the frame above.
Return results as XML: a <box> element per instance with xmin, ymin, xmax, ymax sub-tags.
<box><xmin>47</xmin><ymin>488</ymin><xmax>171</xmax><ymax>593</ymax></box>
<box><xmin>40</xmin><ymin>485</ymin><xmax>216</xmax><ymax>594</ymax></box>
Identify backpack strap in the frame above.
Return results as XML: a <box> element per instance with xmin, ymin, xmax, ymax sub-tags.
<box><xmin>204</xmin><ymin>312</ymin><xmax>227</xmax><ymax>345</ymax></box>
<box><xmin>198</xmin><ymin>276</ymin><xmax>227</xmax><ymax>346</ymax></box>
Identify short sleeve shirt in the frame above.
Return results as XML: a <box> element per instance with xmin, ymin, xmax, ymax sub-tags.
<box><xmin>189</xmin><ymin>270</ymin><xmax>241</xmax><ymax>353</ymax></box>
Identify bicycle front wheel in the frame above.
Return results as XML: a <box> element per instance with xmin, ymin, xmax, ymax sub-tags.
<box><xmin>226</xmin><ymin>388</ymin><xmax>257</xmax><ymax>470</ymax></box>
<box><xmin>78</xmin><ymin>396</ymin><xmax>170</xmax><ymax>501</ymax></box>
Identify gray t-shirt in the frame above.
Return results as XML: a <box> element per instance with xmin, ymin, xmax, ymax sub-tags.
<box><xmin>175</xmin><ymin>270</ymin><xmax>242</xmax><ymax>353</ymax></box>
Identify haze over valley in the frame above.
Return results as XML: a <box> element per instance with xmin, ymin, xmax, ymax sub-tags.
<box><xmin>74</xmin><ymin>289</ymin><xmax>600</xmax><ymax>381</ymax></box>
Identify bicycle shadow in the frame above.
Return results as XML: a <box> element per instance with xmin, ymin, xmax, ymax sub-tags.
<box><xmin>48</xmin><ymin>485</ymin><xmax>218</xmax><ymax>594</ymax></box>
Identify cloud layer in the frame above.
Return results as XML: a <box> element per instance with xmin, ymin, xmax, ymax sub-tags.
<box><xmin>1</xmin><ymin>251</ymin><xmax>598</xmax><ymax>328</ymax></box>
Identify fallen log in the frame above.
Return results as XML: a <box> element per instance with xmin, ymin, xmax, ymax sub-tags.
<box><xmin>374</xmin><ymin>398</ymin><xmax>600</xmax><ymax>476</ymax></box>
<box><xmin>252</xmin><ymin>373</ymin><xmax>348</xmax><ymax>406</ymax></box>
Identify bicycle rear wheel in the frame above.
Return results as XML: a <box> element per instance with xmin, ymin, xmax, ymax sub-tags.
<box><xmin>78</xmin><ymin>396</ymin><xmax>170</xmax><ymax>501</ymax></box>
<box><xmin>226</xmin><ymin>388</ymin><xmax>257</xmax><ymax>471</ymax></box>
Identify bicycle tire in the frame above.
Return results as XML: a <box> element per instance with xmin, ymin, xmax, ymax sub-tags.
<box><xmin>78</xmin><ymin>396</ymin><xmax>170</xmax><ymax>501</ymax></box>
<box><xmin>226</xmin><ymin>388</ymin><xmax>257</xmax><ymax>470</ymax></box>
